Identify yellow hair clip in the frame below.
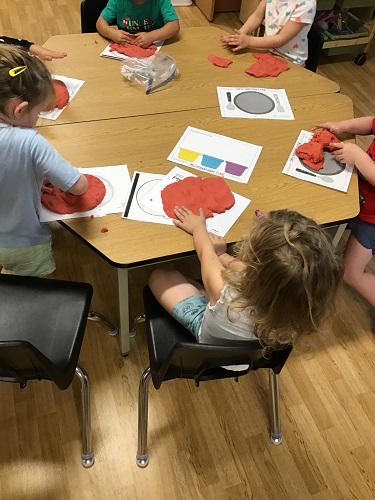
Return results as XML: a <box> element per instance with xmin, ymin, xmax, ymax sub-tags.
<box><xmin>9</xmin><ymin>66</ymin><xmax>27</xmax><ymax>77</ymax></box>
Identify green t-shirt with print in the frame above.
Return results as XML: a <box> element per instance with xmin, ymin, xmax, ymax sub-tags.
<box><xmin>100</xmin><ymin>0</ymin><xmax>178</xmax><ymax>33</ymax></box>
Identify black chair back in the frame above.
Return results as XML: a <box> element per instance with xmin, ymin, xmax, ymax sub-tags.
<box><xmin>0</xmin><ymin>274</ymin><xmax>93</xmax><ymax>389</ymax></box>
<box><xmin>305</xmin><ymin>22</ymin><xmax>325</xmax><ymax>72</ymax></box>
<box><xmin>81</xmin><ymin>0</ymin><xmax>109</xmax><ymax>33</ymax></box>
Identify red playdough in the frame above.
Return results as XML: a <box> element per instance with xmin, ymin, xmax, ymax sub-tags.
<box><xmin>41</xmin><ymin>174</ymin><xmax>106</xmax><ymax>214</ymax></box>
<box><xmin>208</xmin><ymin>54</ymin><xmax>233</xmax><ymax>68</ymax></box>
<box><xmin>245</xmin><ymin>53</ymin><xmax>289</xmax><ymax>78</ymax></box>
<box><xmin>296</xmin><ymin>130</ymin><xmax>340</xmax><ymax>171</ymax></box>
<box><xmin>161</xmin><ymin>177</ymin><xmax>235</xmax><ymax>219</ymax></box>
<box><xmin>109</xmin><ymin>42</ymin><xmax>157</xmax><ymax>58</ymax></box>
<box><xmin>52</xmin><ymin>79</ymin><xmax>69</xmax><ymax>109</ymax></box>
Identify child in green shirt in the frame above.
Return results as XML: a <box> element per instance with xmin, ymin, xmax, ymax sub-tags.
<box><xmin>96</xmin><ymin>0</ymin><xmax>180</xmax><ymax>48</ymax></box>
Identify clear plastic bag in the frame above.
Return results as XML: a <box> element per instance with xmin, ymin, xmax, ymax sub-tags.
<box><xmin>120</xmin><ymin>52</ymin><xmax>178</xmax><ymax>94</ymax></box>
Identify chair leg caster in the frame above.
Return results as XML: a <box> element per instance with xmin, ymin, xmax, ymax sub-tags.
<box><xmin>270</xmin><ymin>433</ymin><xmax>283</xmax><ymax>445</ymax></box>
<box><xmin>81</xmin><ymin>453</ymin><xmax>95</xmax><ymax>468</ymax></box>
<box><xmin>129</xmin><ymin>314</ymin><xmax>145</xmax><ymax>338</ymax></box>
<box><xmin>88</xmin><ymin>311</ymin><xmax>118</xmax><ymax>336</ymax></box>
<box><xmin>136</xmin><ymin>454</ymin><xmax>149</xmax><ymax>468</ymax></box>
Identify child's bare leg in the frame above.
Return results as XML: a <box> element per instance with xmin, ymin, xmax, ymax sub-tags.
<box><xmin>149</xmin><ymin>269</ymin><xmax>207</xmax><ymax>314</ymax></box>
<box><xmin>343</xmin><ymin>233</ymin><xmax>375</xmax><ymax>307</ymax></box>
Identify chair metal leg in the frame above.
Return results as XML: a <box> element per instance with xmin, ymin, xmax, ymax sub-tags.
<box><xmin>75</xmin><ymin>365</ymin><xmax>95</xmax><ymax>468</ymax></box>
<box><xmin>136</xmin><ymin>367</ymin><xmax>152</xmax><ymax>468</ymax></box>
<box><xmin>88</xmin><ymin>311</ymin><xmax>118</xmax><ymax>336</ymax></box>
<box><xmin>129</xmin><ymin>314</ymin><xmax>145</xmax><ymax>338</ymax></box>
<box><xmin>269</xmin><ymin>369</ymin><xmax>282</xmax><ymax>445</ymax></box>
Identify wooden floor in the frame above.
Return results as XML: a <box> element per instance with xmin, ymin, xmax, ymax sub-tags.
<box><xmin>1</xmin><ymin>3</ymin><xmax>375</xmax><ymax>499</ymax></box>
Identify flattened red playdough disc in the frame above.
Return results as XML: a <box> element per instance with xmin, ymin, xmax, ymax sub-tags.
<box><xmin>41</xmin><ymin>174</ymin><xmax>106</xmax><ymax>214</ymax></box>
<box><xmin>52</xmin><ymin>79</ymin><xmax>69</xmax><ymax>109</ymax></box>
<box><xmin>109</xmin><ymin>42</ymin><xmax>157</xmax><ymax>58</ymax></box>
<box><xmin>296</xmin><ymin>130</ymin><xmax>340</xmax><ymax>171</ymax></box>
<box><xmin>161</xmin><ymin>177</ymin><xmax>235</xmax><ymax>219</ymax></box>
<box><xmin>208</xmin><ymin>54</ymin><xmax>233</xmax><ymax>68</ymax></box>
<box><xmin>245</xmin><ymin>52</ymin><xmax>289</xmax><ymax>78</ymax></box>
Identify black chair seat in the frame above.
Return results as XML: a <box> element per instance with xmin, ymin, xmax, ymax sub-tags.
<box><xmin>305</xmin><ymin>22</ymin><xmax>325</xmax><ymax>72</ymax></box>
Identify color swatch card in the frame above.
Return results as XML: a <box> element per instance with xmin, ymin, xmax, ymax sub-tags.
<box><xmin>282</xmin><ymin>130</ymin><xmax>354</xmax><ymax>192</ymax></box>
<box><xmin>40</xmin><ymin>165</ymin><xmax>130</xmax><ymax>222</ymax></box>
<box><xmin>39</xmin><ymin>75</ymin><xmax>85</xmax><ymax>121</ymax></box>
<box><xmin>124</xmin><ymin>167</ymin><xmax>251</xmax><ymax>237</ymax></box>
<box><xmin>217</xmin><ymin>87</ymin><xmax>294</xmax><ymax>120</ymax></box>
<box><xmin>168</xmin><ymin>126</ymin><xmax>262</xmax><ymax>184</ymax></box>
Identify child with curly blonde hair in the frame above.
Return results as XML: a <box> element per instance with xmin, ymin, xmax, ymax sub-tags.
<box><xmin>149</xmin><ymin>208</ymin><xmax>343</xmax><ymax>347</ymax></box>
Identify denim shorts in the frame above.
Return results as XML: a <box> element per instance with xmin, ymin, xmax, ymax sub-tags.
<box><xmin>348</xmin><ymin>216</ymin><xmax>375</xmax><ymax>255</ymax></box>
<box><xmin>171</xmin><ymin>294</ymin><xmax>209</xmax><ymax>339</ymax></box>
<box><xmin>0</xmin><ymin>242</ymin><xmax>55</xmax><ymax>276</ymax></box>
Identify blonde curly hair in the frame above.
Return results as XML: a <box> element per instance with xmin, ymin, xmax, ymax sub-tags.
<box><xmin>222</xmin><ymin>209</ymin><xmax>343</xmax><ymax>346</ymax></box>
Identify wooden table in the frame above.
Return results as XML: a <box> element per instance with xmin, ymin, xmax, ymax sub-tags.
<box><xmin>39</xmin><ymin>27</ymin><xmax>340</xmax><ymax>127</ymax></box>
<box><xmin>39</xmin><ymin>92</ymin><xmax>358</xmax><ymax>355</ymax></box>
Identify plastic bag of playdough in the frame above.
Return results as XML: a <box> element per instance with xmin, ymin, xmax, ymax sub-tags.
<box><xmin>120</xmin><ymin>52</ymin><xmax>178</xmax><ymax>94</ymax></box>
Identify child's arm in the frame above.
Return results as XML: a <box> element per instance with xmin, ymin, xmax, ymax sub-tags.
<box><xmin>314</xmin><ymin>117</ymin><xmax>374</xmax><ymax>136</ymax></box>
<box><xmin>223</xmin><ymin>20</ymin><xmax>306</xmax><ymax>52</ymax></box>
<box><xmin>133</xmin><ymin>20</ymin><xmax>180</xmax><ymax>48</ymax></box>
<box><xmin>221</xmin><ymin>0</ymin><xmax>266</xmax><ymax>43</ymax></box>
<box><xmin>96</xmin><ymin>17</ymin><xmax>134</xmax><ymax>44</ymax></box>
<box><xmin>330</xmin><ymin>142</ymin><xmax>375</xmax><ymax>186</ymax></box>
<box><xmin>29</xmin><ymin>45</ymin><xmax>67</xmax><ymax>61</ymax></box>
<box><xmin>66</xmin><ymin>174</ymin><xmax>88</xmax><ymax>195</ymax></box>
<box><xmin>173</xmin><ymin>207</ymin><xmax>224</xmax><ymax>304</ymax></box>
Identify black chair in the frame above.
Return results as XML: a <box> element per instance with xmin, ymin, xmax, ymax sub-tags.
<box><xmin>80</xmin><ymin>0</ymin><xmax>109</xmax><ymax>33</ymax></box>
<box><xmin>136</xmin><ymin>286</ymin><xmax>293</xmax><ymax>468</ymax></box>
<box><xmin>305</xmin><ymin>22</ymin><xmax>325</xmax><ymax>72</ymax></box>
<box><xmin>0</xmin><ymin>274</ymin><xmax>95</xmax><ymax>467</ymax></box>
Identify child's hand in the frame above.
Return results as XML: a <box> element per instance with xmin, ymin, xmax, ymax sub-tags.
<box><xmin>133</xmin><ymin>32</ymin><xmax>154</xmax><ymax>48</ymax></box>
<box><xmin>29</xmin><ymin>45</ymin><xmax>67</xmax><ymax>61</ymax></box>
<box><xmin>312</xmin><ymin>122</ymin><xmax>344</xmax><ymax>135</ymax></box>
<box><xmin>221</xmin><ymin>30</ymin><xmax>252</xmax><ymax>51</ymax></box>
<box><xmin>41</xmin><ymin>179</ymin><xmax>53</xmax><ymax>194</ymax></box>
<box><xmin>208</xmin><ymin>233</ymin><xmax>227</xmax><ymax>255</ymax></box>
<box><xmin>111</xmin><ymin>29</ymin><xmax>132</xmax><ymax>44</ymax></box>
<box><xmin>330</xmin><ymin>141</ymin><xmax>361</xmax><ymax>164</ymax></box>
<box><xmin>173</xmin><ymin>206</ymin><xmax>206</xmax><ymax>235</ymax></box>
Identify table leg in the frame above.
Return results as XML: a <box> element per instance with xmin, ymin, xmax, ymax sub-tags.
<box><xmin>332</xmin><ymin>222</ymin><xmax>348</xmax><ymax>248</ymax></box>
<box><xmin>117</xmin><ymin>267</ymin><xmax>130</xmax><ymax>356</ymax></box>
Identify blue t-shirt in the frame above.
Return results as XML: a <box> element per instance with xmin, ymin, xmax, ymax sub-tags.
<box><xmin>100</xmin><ymin>0</ymin><xmax>178</xmax><ymax>33</ymax></box>
<box><xmin>0</xmin><ymin>124</ymin><xmax>80</xmax><ymax>247</ymax></box>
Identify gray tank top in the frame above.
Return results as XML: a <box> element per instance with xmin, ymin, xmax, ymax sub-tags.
<box><xmin>198</xmin><ymin>285</ymin><xmax>258</xmax><ymax>345</ymax></box>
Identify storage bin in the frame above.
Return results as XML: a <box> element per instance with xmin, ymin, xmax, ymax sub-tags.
<box><xmin>335</xmin><ymin>0</ymin><xmax>375</xmax><ymax>9</ymax></box>
<box><xmin>317</xmin><ymin>0</ymin><xmax>336</xmax><ymax>10</ymax></box>
<box><xmin>317</xmin><ymin>10</ymin><xmax>369</xmax><ymax>40</ymax></box>
<box><xmin>171</xmin><ymin>0</ymin><xmax>192</xmax><ymax>5</ymax></box>
<box><xmin>323</xmin><ymin>42</ymin><xmax>367</xmax><ymax>55</ymax></box>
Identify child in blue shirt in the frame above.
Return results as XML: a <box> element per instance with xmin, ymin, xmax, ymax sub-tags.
<box><xmin>0</xmin><ymin>44</ymin><xmax>87</xmax><ymax>276</ymax></box>
<box><xmin>96</xmin><ymin>0</ymin><xmax>180</xmax><ymax>48</ymax></box>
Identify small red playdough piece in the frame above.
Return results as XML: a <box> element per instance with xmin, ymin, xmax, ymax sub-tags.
<box><xmin>296</xmin><ymin>129</ymin><xmax>340</xmax><ymax>171</ymax></box>
<box><xmin>161</xmin><ymin>177</ymin><xmax>235</xmax><ymax>219</ymax></box>
<box><xmin>101</xmin><ymin>227</ymin><xmax>108</xmax><ymax>233</ymax></box>
<box><xmin>245</xmin><ymin>53</ymin><xmax>289</xmax><ymax>78</ymax></box>
<box><xmin>109</xmin><ymin>42</ymin><xmax>157</xmax><ymax>58</ymax></box>
<box><xmin>208</xmin><ymin>54</ymin><xmax>233</xmax><ymax>68</ymax></box>
<box><xmin>52</xmin><ymin>79</ymin><xmax>70</xmax><ymax>109</ymax></box>
<box><xmin>41</xmin><ymin>174</ymin><xmax>106</xmax><ymax>214</ymax></box>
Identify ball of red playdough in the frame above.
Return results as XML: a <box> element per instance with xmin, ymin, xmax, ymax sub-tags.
<box><xmin>52</xmin><ymin>79</ymin><xmax>70</xmax><ymax>110</ymax></box>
